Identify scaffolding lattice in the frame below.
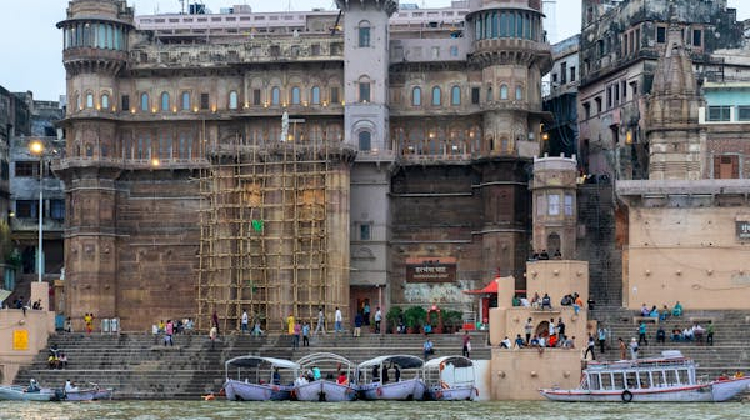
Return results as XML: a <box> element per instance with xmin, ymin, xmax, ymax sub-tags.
<box><xmin>197</xmin><ymin>133</ymin><xmax>352</xmax><ymax>333</ymax></box>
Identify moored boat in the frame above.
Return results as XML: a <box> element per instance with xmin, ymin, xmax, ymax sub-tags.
<box><xmin>355</xmin><ymin>355</ymin><xmax>426</xmax><ymax>401</ymax></box>
<box><xmin>295</xmin><ymin>352</ymin><xmax>356</xmax><ymax>402</ymax></box>
<box><xmin>540</xmin><ymin>350</ymin><xmax>750</xmax><ymax>402</ymax></box>
<box><xmin>224</xmin><ymin>356</ymin><xmax>299</xmax><ymax>401</ymax></box>
<box><xmin>0</xmin><ymin>380</ymin><xmax>63</xmax><ymax>401</ymax></box>
<box><xmin>423</xmin><ymin>356</ymin><xmax>478</xmax><ymax>401</ymax></box>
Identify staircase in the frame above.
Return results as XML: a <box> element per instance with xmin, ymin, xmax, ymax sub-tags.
<box><xmin>588</xmin><ymin>309</ymin><xmax>750</xmax><ymax>379</ymax></box>
<box><xmin>12</xmin><ymin>331</ymin><xmax>489</xmax><ymax>399</ymax></box>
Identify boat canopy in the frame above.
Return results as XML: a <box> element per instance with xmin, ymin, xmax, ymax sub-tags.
<box><xmin>357</xmin><ymin>355</ymin><xmax>424</xmax><ymax>370</ymax></box>
<box><xmin>297</xmin><ymin>352</ymin><xmax>355</xmax><ymax>367</ymax></box>
<box><xmin>225</xmin><ymin>356</ymin><xmax>299</xmax><ymax>370</ymax></box>
<box><xmin>424</xmin><ymin>355</ymin><xmax>473</xmax><ymax>369</ymax></box>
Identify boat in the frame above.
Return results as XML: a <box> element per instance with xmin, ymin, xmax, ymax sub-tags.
<box><xmin>540</xmin><ymin>350</ymin><xmax>750</xmax><ymax>402</ymax></box>
<box><xmin>224</xmin><ymin>356</ymin><xmax>299</xmax><ymax>401</ymax></box>
<box><xmin>295</xmin><ymin>352</ymin><xmax>357</xmax><ymax>402</ymax></box>
<box><xmin>64</xmin><ymin>385</ymin><xmax>114</xmax><ymax>401</ymax></box>
<box><xmin>355</xmin><ymin>355</ymin><xmax>426</xmax><ymax>401</ymax></box>
<box><xmin>423</xmin><ymin>356</ymin><xmax>478</xmax><ymax>401</ymax></box>
<box><xmin>0</xmin><ymin>380</ymin><xmax>64</xmax><ymax>401</ymax></box>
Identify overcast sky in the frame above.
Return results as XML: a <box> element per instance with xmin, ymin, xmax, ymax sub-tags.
<box><xmin>1</xmin><ymin>0</ymin><xmax>748</xmax><ymax>101</ymax></box>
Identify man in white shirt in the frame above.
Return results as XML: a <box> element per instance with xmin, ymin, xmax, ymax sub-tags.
<box><xmin>241</xmin><ymin>310</ymin><xmax>248</xmax><ymax>334</ymax></box>
<box><xmin>334</xmin><ymin>307</ymin><xmax>342</xmax><ymax>335</ymax></box>
<box><xmin>374</xmin><ymin>307</ymin><xmax>382</xmax><ymax>333</ymax></box>
<box><xmin>315</xmin><ymin>307</ymin><xmax>326</xmax><ymax>336</ymax></box>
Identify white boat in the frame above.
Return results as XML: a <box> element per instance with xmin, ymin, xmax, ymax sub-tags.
<box><xmin>423</xmin><ymin>356</ymin><xmax>479</xmax><ymax>401</ymax></box>
<box><xmin>65</xmin><ymin>388</ymin><xmax>114</xmax><ymax>401</ymax></box>
<box><xmin>295</xmin><ymin>352</ymin><xmax>356</xmax><ymax>402</ymax></box>
<box><xmin>355</xmin><ymin>355</ymin><xmax>426</xmax><ymax>401</ymax></box>
<box><xmin>541</xmin><ymin>350</ymin><xmax>750</xmax><ymax>402</ymax></box>
<box><xmin>0</xmin><ymin>380</ymin><xmax>63</xmax><ymax>401</ymax></box>
<box><xmin>224</xmin><ymin>356</ymin><xmax>299</xmax><ymax>401</ymax></box>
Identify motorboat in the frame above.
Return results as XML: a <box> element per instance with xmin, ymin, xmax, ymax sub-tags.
<box><xmin>224</xmin><ymin>356</ymin><xmax>299</xmax><ymax>401</ymax></box>
<box><xmin>423</xmin><ymin>356</ymin><xmax>478</xmax><ymax>401</ymax></box>
<box><xmin>295</xmin><ymin>352</ymin><xmax>356</xmax><ymax>402</ymax></box>
<box><xmin>540</xmin><ymin>350</ymin><xmax>750</xmax><ymax>402</ymax></box>
<box><xmin>0</xmin><ymin>380</ymin><xmax>63</xmax><ymax>401</ymax></box>
<box><xmin>64</xmin><ymin>382</ymin><xmax>114</xmax><ymax>401</ymax></box>
<box><xmin>355</xmin><ymin>355</ymin><xmax>426</xmax><ymax>401</ymax></box>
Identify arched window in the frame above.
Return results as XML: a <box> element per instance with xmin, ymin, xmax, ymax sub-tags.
<box><xmin>359</xmin><ymin>130</ymin><xmax>371</xmax><ymax>151</ymax></box>
<box><xmin>500</xmin><ymin>137</ymin><xmax>509</xmax><ymax>152</ymax></box>
<box><xmin>101</xmin><ymin>94</ymin><xmax>109</xmax><ymax>110</ymax></box>
<box><xmin>291</xmin><ymin>87</ymin><xmax>301</xmax><ymax>105</ymax></box>
<box><xmin>85</xmin><ymin>93</ymin><xmax>93</xmax><ymax>109</ymax></box>
<box><xmin>431</xmin><ymin>87</ymin><xmax>441</xmax><ymax>106</ymax></box>
<box><xmin>451</xmin><ymin>86</ymin><xmax>461</xmax><ymax>106</ymax></box>
<box><xmin>140</xmin><ymin>93</ymin><xmax>149</xmax><ymax>112</ymax></box>
<box><xmin>271</xmin><ymin>87</ymin><xmax>280</xmax><ymax>105</ymax></box>
<box><xmin>500</xmin><ymin>85</ymin><xmax>508</xmax><ymax>100</ymax></box>
<box><xmin>74</xmin><ymin>93</ymin><xmax>80</xmax><ymax>110</ymax></box>
<box><xmin>412</xmin><ymin>87</ymin><xmax>421</xmax><ymax>106</ymax></box>
<box><xmin>486</xmin><ymin>86</ymin><xmax>492</xmax><ymax>102</ymax></box>
<box><xmin>359</xmin><ymin>20</ymin><xmax>371</xmax><ymax>47</ymax></box>
<box><xmin>516</xmin><ymin>85</ymin><xmax>524</xmax><ymax>101</ymax></box>
<box><xmin>85</xmin><ymin>143</ymin><xmax>93</xmax><ymax>157</ymax></box>
<box><xmin>358</xmin><ymin>77</ymin><xmax>371</xmax><ymax>103</ymax></box>
<box><xmin>229</xmin><ymin>91</ymin><xmax>238</xmax><ymax>110</ymax></box>
<box><xmin>311</xmin><ymin>86</ymin><xmax>321</xmax><ymax>105</ymax></box>
<box><xmin>160</xmin><ymin>92</ymin><xmax>170</xmax><ymax>111</ymax></box>
<box><xmin>181</xmin><ymin>91</ymin><xmax>190</xmax><ymax>111</ymax></box>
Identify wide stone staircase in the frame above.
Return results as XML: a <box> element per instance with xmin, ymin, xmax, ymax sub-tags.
<box><xmin>13</xmin><ymin>330</ymin><xmax>489</xmax><ymax>399</ymax></box>
<box><xmin>588</xmin><ymin>308</ymin><xmax>750</xmax><ymax>379</ymax></box>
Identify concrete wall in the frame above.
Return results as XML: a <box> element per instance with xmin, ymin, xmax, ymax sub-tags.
<box><xmin>526</xmin><ymin>260</ymin><xmax>589</xmax><ymax>306</ymax></box>
<box><xmin>491</xmin><ymin>348</ymin><xmax>582</xmax><ymax>400</ymax></box>
<box><xmin>625</xmin><ymin>205</ymin><xmax>750</xmax><ymax>310</ymax></box>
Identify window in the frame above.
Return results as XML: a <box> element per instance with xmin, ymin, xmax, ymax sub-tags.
<box><xmin>714</xmin><ymin>155</ymin><xmax>740</xmax><ymax>179</ymax></box>
<box><xmin>121</xmin><ymin>95</ymin><xmax>130</xmax><ymax>112</ymax></box>
<box><xmin>199</xmin><ymin>93</ymin><xmax>209</xmax><ymax>110</ymax></box>
<box><xmin>51</xmin><ymin>200</ymin><xmax>65</xmax><ymax>220</ymax></box>
<box><xmin>595</xmin><ymin>97</ymin><xmax>602</xmax><ymax>113</ymax></box>
<box><xmin>330</xmin><ymin>86</ymin><xmax>340</xmax><ymax>104</ymax></box>
<box><xmin>85</xmin><ymin>143</ymin><xmax>93</xmax><ymax>157</ymax></box>
<box><xmin>311</xmin><ymin>86</ymin><xmax>320</xmax><ymax>105</ymax></box>
<box><xmin>500</xmin><ymin>85</ymin><xmax>508</xmax><ymax>100</ymax></box>
<box><xmin>451</xmin><ymin>86</ymin><xmax>461</xmax><ymax>105</ymax></box>
<box><xmin>290</xmin><ymin>87</ymin><xmax>301</xmax><ymax>105</ymax></box>
<box><xmin>160</xmin><ymin>92</ymin><xmax>170</xmax><ymax>111</ymax></box>
<box><xmin>412</xmin><ymin>87</ymin><xmax>421</xmax><ymax>106</ymax></box>
<box><xmin>86</xmin><ymin>93</ymin><xmax>93</xmax><ymax>109</ymax></box>
<box><xmin>101</xmin><ymin>94</ymin><xmax>109</xmax><ymax>110</ymax></box>
<box><xmin>486</xmin><ymin>86</ymin><xmax>492</xmax><ymax>102</ymax></box>
<box><xmin>548</xmin><ymin>194</ymin><xmax>560</xmax><ymax>215</ymax></box>
<box><xmin>271</xmin><ymin>87</ymin><xmax>280</xmax><ymax>105</ymax></box>
<box><xmin>431</xmin><ymin>86</ymin><xmax>441</xmax><ymax>106</ymax></box>
<box><xmin>485</xmin><ymin>13</ymin><xmax>491</xmax><ymax>39</ymax></box>
<box><xmin>359</xmin><ymin>130</ymin><xmax>371</xmax><ymax>151</ymax></box>
<box><xmin>708</xmin><ymin>106</ymin><xmax>731</xmax><ymax>122</ymax></box>
<box><xmin>622</xmin><ymin>81</ymin><xmax>627</xmax><ymax>101</ymax></box>
<box><xmin>75</xmin><ymin>94</ymin><xmax>81</xmax><ymax>110</ymax></box>
<box><xmin>471</xmin><ymin>87</ymin><xmax>480</xmax><ymax>105</ymax></box>
<box><xmin>15</xmin><ymin>161</ymin><xmax>35</xmax><ymax>177</ymax></box>
<box><xmin>693</xmin><ymin>29</ymin><xmax>702</xmax><ymax>47</ymax></box>
<box><xmin>500</xmin><ymin>11</ymin><xmax>507</xmax><ymax>37</ymax></box>
<box><xmin>614</xmin><ymin>83</ymin><xmax>620</xmax><ymax>104</ymax></box>
<box><xmin>360</xmin><ymin>224</ymin><xmax>371</xmax><ymax>241</ymax></box>
<box><xmin>450</xmin><ymin>45</ymin><xmax>458</xmax><ymax>57</ymax></box>
<box><xmin>515</xmin><ymin>85</ymin><xmax>523</xmax><ymax>101</ymax></box>
<box><xmin>738</xmin><ymin>106</ymin><xmax>750</xmax><ymax>121</ymax></box>
<box><xmin>656</xmin><ymin>26</ymin><xmax>666</xmax><ymax>43</ymax></box>
<box><xmin>431</xmin><ymin>46</ymin><xmax>440</xmax><ymax>59</ymax></box>
<box><xmin>16</xmin><ymin>201</ymin><xmax>36</xmax><ymax>219</ymax></box>
<box><xmin>630</xmin><ymin>81</ymin><xmax>638</xmax><ymax>97</ymax></box>
<box><xmin>182</xmin><ymin>91</ymin><xmax>191</xmax><ymax>110</ymax></box>
<box><xmin>359</xmin><ymin>22</ymin><xmax>371</xmax><ymax>47</ymax></box>
<box><xmin>564</xmin><ymin>194</ymin><xmax>574</xmax><ymax>216</ymax></box>
<box><xmin>359</xmin><ymin>82</ymin><xmax>370</xmax><ymax>102</ymax></box>
<box><xmin>584</xmin><ymin>102</ymin><xmax>591</xmax><ymax>119</ymax></box>
<box><xmin>140</xmin><ymin>93</ymin><xmax>149</xmax><ymax>112</ymax></box>
<box><xmin>606</xmin><ymin>86</ymin><xmax>612</xmax><ymax>108</ymax></box>
<box><xmin>253</xmin><ymin>89</ymin><xmax>261</xmax><ymax>106</ymax></box>
<box><xmin>570</xmin><ymin>66</ymin><xmax>576</xmax><ymax>82</ymax></box>
<box><xmin>536</xmin><ymin>194</ymin><xmax>546</xmax><ymax>216</ymax></box>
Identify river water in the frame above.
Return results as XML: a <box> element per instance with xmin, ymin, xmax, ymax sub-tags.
<box><xmin>0</xmin><ymin>401</ymin><xmax>746</xmax><ymax>420</ymax></box>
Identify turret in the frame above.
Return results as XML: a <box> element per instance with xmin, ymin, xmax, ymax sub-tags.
<box><xmin>530</xmin><ymin>154</ymin><xmax>577</xmax><ymax>259</ymax></box>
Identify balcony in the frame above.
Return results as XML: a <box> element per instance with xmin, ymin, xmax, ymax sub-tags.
<box><xmin>52</xmin><ymin>157</ymin><xmax>210</xmax><ymax>172</ymax></box>
<box><xmin>11</xmin><ymin>217</ymin><xmax>65</xmax><ymax>233</ymax></box>
<box><xmin>356</xmin><ymin>149</ymin><xmax>396</xmax><ymax>163</ymax></box>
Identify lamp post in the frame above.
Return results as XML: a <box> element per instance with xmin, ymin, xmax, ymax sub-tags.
<box><xmin>29</xmin><ymin>140</ymin><xmax>44</xmax><ymax>283</ymax></box>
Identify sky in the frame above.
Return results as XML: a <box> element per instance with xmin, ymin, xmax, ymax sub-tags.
<box><xmin>0</xmin><ymin>0</ymin><xmax>748</xmax><ymax>101</ymax></box>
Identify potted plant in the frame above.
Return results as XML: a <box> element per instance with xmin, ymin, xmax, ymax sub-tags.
<box><xmin>444</xmin><ymin>310</ymin><xmax>463</xmax><ymax>334</ymax></box>
<box><xmin>385</xmin><ymin>307</ymin><xmax>402</xmax><ymax>334</ymax></box>
<box><xmin>404</xmin><ymin>306</ymin><xmax>426</xmax><ymax>334</ymax></box>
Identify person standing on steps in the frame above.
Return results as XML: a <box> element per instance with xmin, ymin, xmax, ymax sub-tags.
<box><xmin>165</xmin><ymin>320</ymin><xmax>174</xmax><ymax>346</ymax></box>
<box><xmin>707</xmin><ymin>323</ymin><xmax>715</xmax><ymax>346</ymax></box>
<box><xmin>241</xmin><ymin>310</ymin><xmax>248</xmax><ymax>335</ymax></box>
<box><xmin>84</xmin><ymin>313</ymin><xmax>94</xmax><ymax>336</ymax></box>
<box><xmin>524</xmin><ymin>317</ymin><xmax>533</xmax><ymax>345</ymax></box>
<box><xmin>364</xmin><ymin>302</ymin><xmax>371</xmax><ymax>327</ymax></box>
<box><xmin>374</xmin><ymin>307</ymin><xmax>382</xmax><ymax>333</ymax></box>
<box><xmin>462</xmin><ymin>332</ymin><xmax>471</xmax><ymax>358</ymax></box>
<box><xmin>584</xmin><ymin>335</ymin><xmax>596</xmax><ymax>360</ymax></box>
<box><xmin>315</xmin><ymin>307</ymin><xmax>326</xmax><ymax>336</ymax></box>
<box><xmin>302</xmin><ymin>321</ymin><xmax>310</xmax><ymax>347</ymax></box>
<box><xmin>619</xmin><ymin>337</ymin><xmax>626</xmax><ymax>360</ymax></box>
<box><xmin>638</xmin><ymin>321</ymin><xmax>648</xmax><ymax>346</ymax></box>
<box><xmin>354</xmin><ymin>312</ymin><xmax>362</xmax><ymax>337</ymax></box>
<box><xmin>293</xmin><ymin>321</ymin><xmax>301</xmax><ymax>349</ymax></box>
<box><xmin>209</xmin><ymin>325</ymin><xmax>217</xmax><ymax>350</ymax></box>
<box><xmin>212</xmin><ymin>310</ymin><xmax>220</xmax><ymax>337</ymax></box>
<box><xmin>629</xmin><ymin>337</ymin><xmax>639</xmax><ymax>360</ymax></box>
<box><xmin>334</xmin><ymin>307</ymin><xmax>342</xmax><ymax>335</ymax></box>
<box><xmin>598</xmin><ymin>326</ymin><xmax>608</xmax><ymax>355</ymax></box>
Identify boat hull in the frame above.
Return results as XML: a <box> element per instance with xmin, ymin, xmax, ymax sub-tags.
<box><xmin>0</xmin><ymin>386</ymin><xmax>59</xmax><ymax>401</ymax></box>
<box><xmin>296</xmin><ymin>380</ymin><xmax>356</xmax><ymax>402</ymax></box>
<box><xmin>65</xmin><ymin>388</ymin><xmax>114</xmax><ymax>401</ymax></box>
<box><xmin>542</xmin><ymin>384</ymin><xmax>716</xmax><ymax>402</ymax></box>
<box><xmin>359</xmin><ymin>379</ymin><xmax>426</xmax><ymax>401</ymax></box>
<box><xmin>711</xmin><ymin>377</ymin><xmax>750</xmax><ymax>402</ymax></box>
<box><xmin>225</xmin><ymin>380</ymin><xmax>292</xmax><ymax>401</ymax></box>
<box><xmin>426</xmin><ymin>385</ymin><xmax>476</xmax><ymax>401</ymax></box>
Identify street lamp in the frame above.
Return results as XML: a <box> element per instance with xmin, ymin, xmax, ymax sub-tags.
<box><xmin>29</xmin><ymin>140</ymin><xmax>44</xmax><ymax>283</ymax></box>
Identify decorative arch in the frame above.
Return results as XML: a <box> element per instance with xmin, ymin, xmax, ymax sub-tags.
<box><xmin>412</xmin><ymin>86</ymin><xmax>422</xmax><ymax>106</ymax></box>
<box><xmin>358</xmin><ymin>20</ymin><xmax>371</xmax><ymax>47</ymax></box>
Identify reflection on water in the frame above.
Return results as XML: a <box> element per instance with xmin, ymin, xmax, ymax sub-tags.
<box><xmin>0</xmin><ymin>401</ymin><xmax>746</xmax><ymax>420</ymax></box>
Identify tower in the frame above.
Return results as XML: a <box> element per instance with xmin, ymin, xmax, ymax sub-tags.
<box><xmin>56</xmin><ymin>0</ymin><xmax>134</xmax><ymax>328</ymax></box>
<box><xmin>530</xmin><ymin>154</ymin><xmax>578</xmax><ymax>259</ymax></box>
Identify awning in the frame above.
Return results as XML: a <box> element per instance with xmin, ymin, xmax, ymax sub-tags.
<box><xmin>462</xmin><ymin>280</ymin><xmax>498</xmax><ymax>295</ymax></box>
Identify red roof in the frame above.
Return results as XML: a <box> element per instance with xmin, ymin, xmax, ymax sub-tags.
<box><xmin>463</xmin><ymin>280</ymin><xmax>498</xmax><ymax>295</ymax></box>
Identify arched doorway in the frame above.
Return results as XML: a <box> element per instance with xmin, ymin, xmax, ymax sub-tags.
<box><xmin>547</xmin><ymin>232</ymin><xmax>561</xmax><ymax>256</ymax></box>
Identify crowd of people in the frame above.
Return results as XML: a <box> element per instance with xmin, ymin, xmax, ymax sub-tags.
<box><xmin>499</xmin><ymin>317</ymin><xmax>576</xmax><ymax>355</ymax></box>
